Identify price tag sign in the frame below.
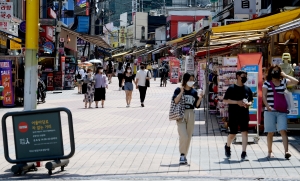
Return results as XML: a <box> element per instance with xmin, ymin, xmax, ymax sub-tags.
<box><xmin>0</xmin><ymin>2</ymin><xmax>13</xmax><ymax>20</ymax></box>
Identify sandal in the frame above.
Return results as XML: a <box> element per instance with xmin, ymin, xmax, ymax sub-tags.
<box><xmin>285</xmin><ymin>153</ymin><xmax>291</xmax><ymax>159</ymax></box>
<box><xmin>267</xmin><ymin>152</ymin><xmax>274</xmax><ymax>158</ymax></box>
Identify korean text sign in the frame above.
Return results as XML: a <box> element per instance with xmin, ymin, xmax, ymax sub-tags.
<box><xmin>0</xmin><ymin>2</ymin><xmax>13</xmax><ymax>20</ymax></box>
<box><xmin>13</xmin><ymin>112</ymin><xmax>64</xmax><ymax>159</ymax></box>
<box><xmin>0</xmin><ymin>60</ymin><xmax>14</xmax><ymax>106</ymax></box>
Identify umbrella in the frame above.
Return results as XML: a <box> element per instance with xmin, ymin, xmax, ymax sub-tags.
<box><xmin>89</xmin><ymin>59</ymin><xmax>103</xmax><ymax>64</ymax></box>
<box><xmin>78</xmin><ymin>62</ymin><xmax>93</xmax><ymax>67</ymax></box>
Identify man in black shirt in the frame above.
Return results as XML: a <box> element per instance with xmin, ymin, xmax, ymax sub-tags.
<box><xmin>223</xmin><ymin>70</ymin><xmax>253</xmax><ymax>160</ymax></box>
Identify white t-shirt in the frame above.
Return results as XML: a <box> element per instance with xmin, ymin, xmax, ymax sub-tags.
<box><xmin>136</xmin><ymin>70</ymin><xmax>151</xmax><ymax>86</ymax></box>
<box><xmin>79</xmin><ymin>69</ymin><xmax>86</xmax><ymax>79</ymax></box>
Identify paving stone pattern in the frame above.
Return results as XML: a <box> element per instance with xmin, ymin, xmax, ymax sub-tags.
<box><xmin>0</xmin><ymin>78</ymin><xmax>300</xmax><ymax>181</ymax></box>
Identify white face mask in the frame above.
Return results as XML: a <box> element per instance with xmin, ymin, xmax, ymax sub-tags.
<box><xmin>127</xmin><ymin>70</ymin><xmax>131</xmax><ymax>73</ymax></box>
<box><xmin>100</xmin><ymin>69</ymin><xmax>103</xmax><ymax>73</ymax></box>
<box><xmin>187</xmin><ymin>81</ymin><xmax>195</xmax><ymax>87</ymax></box>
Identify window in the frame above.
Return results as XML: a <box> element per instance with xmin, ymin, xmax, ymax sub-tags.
<box><xmin>141</xmin><ymin>26</ymin><xmax>145</xmax><ymax>40</ymax></box>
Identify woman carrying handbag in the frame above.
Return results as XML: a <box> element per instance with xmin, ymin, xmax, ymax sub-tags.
<box><xmin>171</xmin><ymin>73</ymin><xmax>203</xmax><ymax>164</ymax></box>
<box><xmin>262</xmin><ymin>65</ymin><xmax>299</xmax><ymax>159</ymax></box>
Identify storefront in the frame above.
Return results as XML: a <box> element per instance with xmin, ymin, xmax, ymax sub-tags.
<box><xmin>203</xmin><ymin>7</ymin><xmax>300</xmax><ymax>132</ymax></box>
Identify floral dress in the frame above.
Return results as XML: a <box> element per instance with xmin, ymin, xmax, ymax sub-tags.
<box><xmin>83</xmin><ymin>76</ymin><xmax>95</xmax><ymax>103</ymax></box>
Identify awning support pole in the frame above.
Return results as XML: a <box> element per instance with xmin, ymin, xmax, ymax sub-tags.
<box><xmin>205</xmin><ymin>31</ymin><xmax>211</xmax><ymax>135</ymax></box>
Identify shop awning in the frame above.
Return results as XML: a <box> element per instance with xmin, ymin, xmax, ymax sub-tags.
<box><xmin>111</xmin><ymin>51</ymin><xmax>131</xmax><ymax>58</ymax></box>
<box><xmin>62</xmin><ymin>27</ymin><xmax>111</xmax><ymax>49</ymax></box>
<box><xmin>127</xmin><ymin>48</ymin><xmax>148</xmax><ymax>56</ymax></box>
<box><xmin>212</xmin><ymin>8</ymin><xmax>300</xmax><ymax>34</ymax></box>
<box><xmin>143</xmin><ymin>46</ymin><xmax>168</xmax><ymax>55</ymax></box>
<box><xmin>196</xmin><ymin>43</ymin><xmax>240</xmax><ymax>57</ymax></box>
<box><xmin>269</xmin><ymin>18</ymin><xmax>300</xmax><ymax>36</ymax></box>
<box><xmin>167</xmin><ymin>31</ymin><xmax>197</xmax><ymax>45</ymax></box>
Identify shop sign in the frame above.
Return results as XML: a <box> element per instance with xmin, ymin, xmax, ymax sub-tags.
<box><xmin>223</xmin><ymin>57</ymin><xmax>237</xmax><ymax>66</ymax></box>
<box><xmin>0</xmin><ymin>35</ymin><xmax>6</xmax><ymax>48</ymax></box>
<box><xmin>10</xmin><ymin>38</ymin><xmax>22</xmax><ymax>50</ymax></box>
<box><xmin>0</xmin><ymin>60</ymin><xmax>14</xmax><ymax>107</ymax></box>
<box><xmin>77</xmin><ymin>38</ymin><xmax>86</xmax><ymax>45</ymax></box>
<box><xmin>76</xmin><ymin>16</ymin><xmax>90</xmax><ymax>33</ymax></box>
<box><xmin>47</xmin><ymin>7</ymin><xmax>57</xmax><ymax>19</ymax></box>
<box><xmin>0</xmin><ymin>20</ymin><xmax>18</xmax><ymax>36</ymax></box>
<box><xmin>40</xmin><ymin>26</ymin><xmax>54</xmax><ymax>42</ymax></box>
<box><xmin>234</xmin><ymin>0</ymin><xmax>256</xmax><ymax>15</ymax></box>
<box><xmin>43</xmin><ymin>42</ymin><xmax>54</xmax><ymax>53</ymax></box>
<box><xmin>77</xmin><ymin>0</ymin><xmax>87</xmax><ymax>8</ymax></box>
<box><xmin>119</xmin><ymin>26</ymin><xmax>126</xmax><ymax>45</ymax></box>
<box><xmin>39</xmin><ymin>19</ymin><xmax>56</xmax><ymax>26</ymax></box>
<box><xmin>210</xmin><ymin>22</ymin><xmax>221</xmax><ymax>28</ymax></box>
<box><xmin>19</xmin><ymin>21</ymin><xmax>26</xmax><ymax>33</ymax></box>
<box><xmin>0</xmin><ymin>2</ymin><xmax>13</xmax><ymax>20</ymax></box>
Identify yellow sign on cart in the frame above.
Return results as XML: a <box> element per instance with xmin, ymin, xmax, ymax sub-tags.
<box><xmin>10</xmin><ymin>38</ymin><xmax>22</xmax><ymax>50</ymax></box>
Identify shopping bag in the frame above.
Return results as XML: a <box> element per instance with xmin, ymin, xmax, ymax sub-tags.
<box><xmin>284</xmin><ymin>90</ymin><xmax>295</xmax><ymax>110</ymax></box>
<box><xmin>169</xmin><ymin>91</ymin><xmax>185</xmax><ymax>120</ymax></box>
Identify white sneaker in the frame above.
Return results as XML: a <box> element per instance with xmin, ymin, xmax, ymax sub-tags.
<box><xmin>126</xmin><ymin>105</ymin><xmax>129</xmax><ymax>108</ymax></box>
<box><xmin>119</xmin><ymin>87</ymin><xmax>121</xmax><ymax>91</ymax></box>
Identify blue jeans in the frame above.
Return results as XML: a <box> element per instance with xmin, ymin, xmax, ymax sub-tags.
<box><xmin>153</xmin><ymin>69</ymin><xmax>158</xmax><ymax>78</ymax></box>
<box><xmin>264</xmin><ymin>111</ymin><xmax>287</xmax><ymax>133</ymax></box>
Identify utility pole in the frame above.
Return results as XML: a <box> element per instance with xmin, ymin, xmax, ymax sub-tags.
<box><xmin>24</xmin><ymin>0</ymin><xmax>39</xmax><ymax>110</ymax></box>
<box><xmin>89</xmin><ymin>0</ymin><xmax>96</xmax><ymax>60</ymax></box>
<box><xmin>55</xmin><ymin>0</ymin><xmax>63</xmax><ymax>71</ymax></box>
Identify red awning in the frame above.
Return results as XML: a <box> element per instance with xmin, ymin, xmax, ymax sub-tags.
<box><xmin>196</xmin><ymin>43</ymin><xmax>240</xmax><ymax>57</ymax></box>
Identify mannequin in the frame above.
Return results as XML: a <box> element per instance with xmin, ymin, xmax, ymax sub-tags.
<box><xmin>279</xmin><ymin>53</ymin><xmax>294</xmax><ymax>76</ymax></box>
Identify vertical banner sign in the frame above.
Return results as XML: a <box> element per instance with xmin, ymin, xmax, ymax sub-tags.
<box><xmin>0</xmin><ymin>60</ymin><xmax>14</xmax><ymax>106</ymax></box>
<box><xmin>185</xmin><ymin>56</ymin><xmax>194</xmax><ymax>74</ymax></box>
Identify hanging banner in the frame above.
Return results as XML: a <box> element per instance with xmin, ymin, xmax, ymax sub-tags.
<box><xmin>0</xmin><ymin>60</ymin><xmax>14</xmax><ymax>107</ymax></box>
<box><xmin>185</xmin><ymin>56</ymin><xmax>194</xmax><ymax>74</ymax></box>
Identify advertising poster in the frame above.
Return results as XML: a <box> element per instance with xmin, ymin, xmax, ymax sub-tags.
<box><xmin>169</xmin><ymin>57</ymin><xmax>180</xmax><ymax>84</ymax></box>
<box><xmin>287</xmin><ymin>94</ymin><xmax>300</xmax><ymax>119</ymax></box>
<box><xmin>0</xmin><ymin>60</ymin><xmax>14</xmax><ymax>106</ymax></box>
<box><xmin>185</xmin><ymin>56</ymin><xmax>194</xmax><ymax>74</ymax></box>
<box><xmin>238</xmin><ymin>53</ymin><xmax>263</xmax><ymax>123</ymax></box>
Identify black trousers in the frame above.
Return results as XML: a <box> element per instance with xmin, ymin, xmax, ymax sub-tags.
<box><xmin>117</xmin><ymin>73</ymin><xmax>123</xmax><ymax>87</ymax></box>
<box><xmin>161</xmin><ymin>72</ymin><xmax>167</xmax><ymax>85</ymax></box>
<box><xmin>138</xmin><ymin>86</ymin><xmax>147</xmax><ymax>103</ymax></box>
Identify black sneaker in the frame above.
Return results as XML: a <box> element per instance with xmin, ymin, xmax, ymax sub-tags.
<box><xmin>225</xmin><ymin>143</ymin><xmax>231</xmax><ymax>158</ymax></box>
<box><xmin>241</xmin><ymin>151</ymin><xmax>248</xmax><ymax>161</ymax></box>
<box><xmin>179</xmin><ymin>154</ymin><xmax>187</xmax><ymax>164</ymax></box>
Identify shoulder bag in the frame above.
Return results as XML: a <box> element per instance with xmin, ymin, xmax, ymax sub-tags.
<box><xmin>269</xmin><ymin>81</ymin><xmax>288</xmax><ymax>113</ymax></box>
<box><xmin>146</xmin><ymin>71</ymin><xmax>150</xmax><ymax>87</ymax></box>
<box><xmin>169</xmin><ymin>90</ymin><xmax>185</xmax><ymax>121</ymax></box>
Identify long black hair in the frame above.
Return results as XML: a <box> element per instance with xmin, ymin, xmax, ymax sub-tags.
<box><xmin>182</xmin><ymin>72</ymin><xmax>194</xmax><ymax>87</ymax></box>
<box><xmin>266</xmin><ymin>65</ymin><xmax>283</xmax><ymax>81</ymax></box>
<box><xmin>118</xmin><ymin>62</ymin><xmax>123</xmax><ymax>70</ymax></box>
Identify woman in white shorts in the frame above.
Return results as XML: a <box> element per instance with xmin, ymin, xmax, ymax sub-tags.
<box><xmin>262</xmin><ymin>65</ymin><xmax>298</xmax><ymax>159</ymax></box>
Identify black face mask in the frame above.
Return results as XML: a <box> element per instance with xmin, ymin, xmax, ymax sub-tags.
<box><xmin>272</xmin><ymin>70</ymin><xmax>281</xmax><ymax>79</ymax></box>
<box><xmin>140</xmin><ymin>66</ymin><xmax>145</xmax><ymax>69</ymax></box>
<box><xmin>241</xmin><ymin>77</ymin><xmax>247</xmax><ymax>84</ymax></box>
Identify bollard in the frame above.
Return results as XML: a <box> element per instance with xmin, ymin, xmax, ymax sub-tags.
<box><xmin>11</xmin><ymin>162</ymin><xmax>37</xmax><ymax>175</ymax></box>
<box><xmin>45</xmin><ymin>159</ymin><xmax>69</xmax><ymax>175</ymax></box>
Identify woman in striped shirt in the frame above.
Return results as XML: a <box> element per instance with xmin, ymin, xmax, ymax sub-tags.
<box><xmin>262</xmin><ymin>65</ymin><xmax>299</xmax><ymax>159</ymax></box>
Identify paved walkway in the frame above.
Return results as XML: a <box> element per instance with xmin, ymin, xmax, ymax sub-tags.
<box><xmin>0</xmin><ymin>77</ymin><xmax>300</xmax><ymax>181</ymax></box>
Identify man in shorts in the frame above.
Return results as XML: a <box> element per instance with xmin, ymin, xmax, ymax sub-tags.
<box><xmin>223</xmin><ymin>70</ymin><xmax>253</xmax><ymax>160</ymax></box>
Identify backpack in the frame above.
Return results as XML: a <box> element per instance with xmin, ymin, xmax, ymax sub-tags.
<box><xmin>76</xmin><ymin>70</ymin><xmax>82</xmax><ymax>79</ymax></box>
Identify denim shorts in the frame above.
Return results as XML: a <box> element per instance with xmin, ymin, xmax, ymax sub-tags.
<box><xmin>124</xmin><ymin>82</ymin><xmax>133</xmax><ymax>91</ymax></box>
<box><xmin>264</xmin><ymin>111</ymin><xmax>287</xmax><ymax>132</ymax></box>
